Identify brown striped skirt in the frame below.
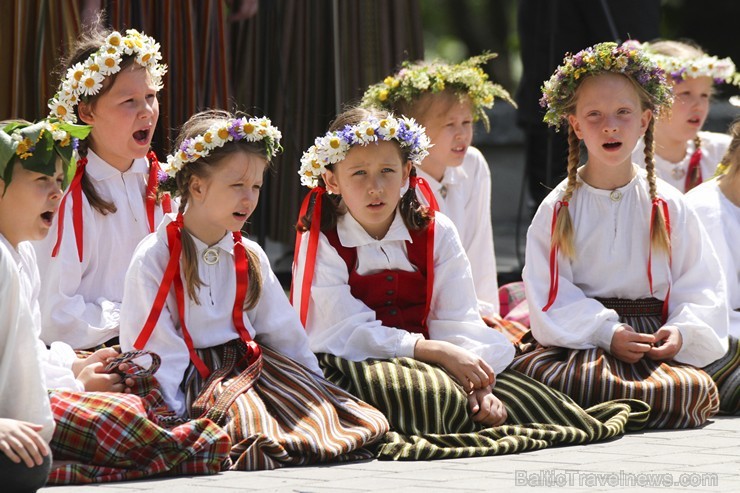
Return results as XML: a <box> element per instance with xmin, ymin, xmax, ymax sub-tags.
<box><xmin>703</xmin><ymin>334</ymin><xmax>740</xmax><ymax>415</ymax></box>
<box><xmin>511</xmin><ymin>297</ymin><xmax>720</xmax><ymax>429</ymax></box>
<box><xmin>319</xmin><ymin>353</ymin><xmax>650</xmax><ymax>461</ymax></box>
<box><xmin>181</xmin><ymin>340</ymin><xmax>389</xmax><ymax>470</ymax></box>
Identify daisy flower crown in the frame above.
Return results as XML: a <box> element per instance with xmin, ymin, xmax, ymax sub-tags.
<box><xmin>162</xmin><ymin>116</ymin><xmax>282</xmax><ymax>189</ymax></box>
<box><xmin>0</xmin><ymin>119</ymin><xmax>91</xmax><ymax>189</ymax></box>
<box><xmin>541</xmin><ymin>42</ymin><xmax>673</xmax><ymax>129</ymax></box>
<box><xmin>298</xmin><ymin>115</ymin><xmax>431</xmax><ymax>189</ymax></box>
<box><xmin>361</xmin><ymin>53</ymin><xmax>514</xmax><ymax>131</ymax></box>
<box><xmin>48</xmin><ymin>29</ymin><xmax>167</xmax><ymax>123</ymax></box>
<box><xmin>628</xmin><ymin>41</ymin><xmax>740</xmax><ymax>86</ymax></box>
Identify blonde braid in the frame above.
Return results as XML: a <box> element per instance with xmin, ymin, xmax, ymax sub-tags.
<box><xmin>644</xmin><ymin>120</ymin><xmax>671</xmax><ymax>254</ymax></box>
<box><xmin>552</xmin><ymin>125</ymin><xmax>580</xmax><ymax>259</ymax></box>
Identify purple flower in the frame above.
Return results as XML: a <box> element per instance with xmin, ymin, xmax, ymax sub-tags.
<box><xmin>157</xmin><ymin>169</ymin><xmax>168</xmax><ymax>183</ymax></box>
<box><xmin>72</xmin><ymin>138</ymin><xmax>79</xmax><ymax>150</ymax></box>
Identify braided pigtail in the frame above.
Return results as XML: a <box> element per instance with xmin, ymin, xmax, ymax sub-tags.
<box><xmin>77</xmin><ymin>139</ymin><xmax>117</xmax><ymax>215</ymax></box>
<box><xmin>399</xmin><ymin>166</ymin><xmax>432</xmax><ymax>231</ymax></box>
<box><xmin>551</xmin><ymin>125</ymin><xmax>580</xmax><ymax>259</ymax></box>
<box><xmin>644</xmin><ymin>119</ymin><xmax>671</xmax><ymax>254</ymax></box>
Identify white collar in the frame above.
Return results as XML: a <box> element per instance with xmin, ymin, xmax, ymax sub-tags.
<box><xmin>85</xmin><ymin>148</ymin><xmax>150</xmax><ymax>182</ymax></box>
<box><xmin>336</xmin><ymin>208</ymin><xmax>412</xmax><ymax>248</ymax></box>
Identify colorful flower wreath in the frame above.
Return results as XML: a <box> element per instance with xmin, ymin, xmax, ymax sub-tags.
<box><xmin>361</xmin><ymin>53</ymin><xmax>514</xmax><ymax>131</ymax></box>
<box><xmin>48</xmin><ymin>29</ymin><xmax>167</xmax><ymax>123</ymax></box>
<box><xmin>626</xmin><ymin>40</ymin><xmax>739</xmax><ymax>86</ymax></box>
<box><xmin>541</xmin><ymin>42</ymin><xmax>673</xmax><ymax>129</ymax></box>
<box><xmin>0</xmin><ymin>119</ymin><xmax>91</xmax><ymax>188</ymax></box>
<box><xmin>298</xmin><ymin>115</ymin><xmax>431</xmax><ymax>189</ymax></box>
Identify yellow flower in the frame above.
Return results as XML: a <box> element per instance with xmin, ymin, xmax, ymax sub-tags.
<box><xmin>384</xmin><ymin>76</ymin><xmax>396</xmax><ymax>86</ymax></box>
<box><xmin>329</xmin><ymin>137</ymin><xmax>341</xmax><ymax>149</ymax></box>
<box><xmin>218</xmin><ymin>128</ymin><xmax>230</xmax><ymax>140</ymax></box>
<box><xmin>379</xmin><ymin>90</ymin><xmax>389</xmax><ymax>101</ymax></box>
<box><xmin>194</xmin><ymin>141</ymin><xmax>205</xmax><ymax>152</ymax></box>
<box><xmin>243</xmin><ymin>123</ymin><xmax>255</xmax><ymax>134</ymax></box>
<box><xmin>204</xmin><ymin>132</ymin><xmax>213</xmax><ymax>144</ymax></box>
<box><xmin>311</xmin><ymin>160</ymin><xmax>321</xmax><ymax>169</ymax></box>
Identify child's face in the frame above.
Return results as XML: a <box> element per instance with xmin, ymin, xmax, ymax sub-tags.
<box><xmin>324</xmin><ymin>141</ymin><xmax>411</xmax><ymax>239</ymax></box>
<box><xmin>417</xmin><ymin>95</ymin><xmax>474</xmax><ymax>180</ymax></box>
<box><xmin>78</xmin><ymin>65</ymin><xmax>159</xmax><ymax>171</ymax></box>
<box><xmin>567</xmin><ymin>73</ymin><xmax>651</xmax><ymax>171</ymax></box>
<box><xmin>188</xmin><ymin>150</ymin><xmax>266</xmax><ymax>242</ymax></box>
<box><xmin>656</xmin><ymin>76</ymin><xmax>712</xmax><ymax>145</ymax></box>
<box><xmin>0</xmin><ymin>160</ymin><xmax>64</xmax><ymax>247</ymax></box>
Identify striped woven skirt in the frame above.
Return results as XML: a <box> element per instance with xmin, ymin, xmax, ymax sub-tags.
<box><xmin>182</xmin><ymin>340</ymin><xmax>389</xmax><ymax>470</ymax></box>
<box><xmin>511</xmin><ymin>297</ymin><xmax>720</xmax><ymax>429</ymax></box>
<box><xmin>703</xmin><ymin>333</ymin><xmax>740</xmax><ymax>415</ymax></box>
<box><xmin>46</xmin><ymin>388</ymin><xmax>231</xmax><ymax>484</ymax></box>
<box><xmin>318</xmin><ymin>353</ymin><xmax>650</xmax><ymax>461</ymax></box>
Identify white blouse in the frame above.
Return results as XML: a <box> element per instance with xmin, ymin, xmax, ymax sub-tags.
<box><xmin>416</xmin><ymin>147</ymin><xmax>500</xmax><ymax>316</ymax></box>
<box><xmin>33</xmin><ymin>149</ymin><xmax>167</xmax><ymax>349</ymax></box>
<box><xmin>686</xmin><ymin>178</ymin><xmax>740</xmax><ymax>339</ymax></box>
<box><xmin>292</xmin><ymin>209</ymin><xmax>514</xmax><ymax>375</ymax></box>
<box><xmin>523</xmin><ymin>166</ymin><xmax>728</xmax><ymax>367</ymax></box>
<box><xmin>120</xmin><ymin>214</ymin><xmax>322</xmax><ymax>416</ymax></box>
<box><xmin>633</xmin><ymin>131</ymin><xmax>731</xmax><ymax>193</ymax></box>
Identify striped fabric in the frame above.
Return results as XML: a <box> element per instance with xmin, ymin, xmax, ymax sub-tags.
<box><xmin>703</xmin><ymin>335</ymin><xmax>740</xmax><ymax>415</ymax></box>
<box><xmin>319</xmin><ymin>354</ymin><xmax>650</xmax><ymax>461</ymax></box>
<box><xmin>182</xmin><ymin>340</ymin><xmax>389</xmax><ymax>470</ymax></box>
<box><xmin>512</xmin><ymin>297</ymin><xmax>720</xmax><ymax>429</ymax></box>
<box><xmin>46</xmin><ymin>389</ymin><xmax>231</xmax><ymax>484</ymax></box>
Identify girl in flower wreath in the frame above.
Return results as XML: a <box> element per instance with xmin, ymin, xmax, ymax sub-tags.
<box><xmin>362</xmin><ymin>55</ymin><xmax>525</xmax><ymax>334</ymax></box>
<box><xmin>0</xmin><ymin>119</ymin><xmax>231</xmax><ymax>486</ymax></box>
<box><xmin>511</xmin><ymin>42</ymin><xmax>728</xmax><ymax>429</ymax></box>
<box><xmin>119</xmin><ymin>110</ymin><xmax>388</xmax><ymax>470</ymax></box>
<box><xmin>686</xmin><ymin>120</ymin><xmax>740</xmax><ymax>415</ymax></box>
<box><xmin>630</xmin><ymin>40</ymin><xmax>737</xmax><ymax>193</ymax></box>
<box><xmin>292</xmin><ymin>106</ymin><xmax>652</xmax><ymax>461</ymax></box>
<box><xmin>33</xmin><ymin>23</ymin><xmax>172</xmax><ymax>350</ymax></box>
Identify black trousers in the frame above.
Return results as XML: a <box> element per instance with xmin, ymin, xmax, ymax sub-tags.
<box><xmin>0</xmin><ymin>452</ymin><xmax>51</xmax><ymax>493</ymax></box>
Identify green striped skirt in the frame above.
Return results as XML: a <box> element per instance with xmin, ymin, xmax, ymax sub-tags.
<box><xmin>182</xmin><ymin>340</ymin><xmax>389</xmax><ymax>470</ymax></box>
<box><xmin>318</xmin><ymin>353</ymin><xmax>650</xmax><ymax>461</ymax></box>
<box><xmin>511</xmin><ymin>298</ymin><xmax>720</xmax><ymax>429</ymax></box>
<box><xmin>703</xmin><ymin>334</ymin><xmax>740</xmax><ymax>415</ymax></box>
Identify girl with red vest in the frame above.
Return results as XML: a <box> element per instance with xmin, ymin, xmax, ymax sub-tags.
<box><xmin>292</xmin><ymin>106</ymin><xmax>649</xmax><ymax>460</ymax></box>
<box><xmin>119</xmin><ymin>110</ymin><xmax>388</xmax><ymax>470</ymax></box>
<box><xmin>33</xmin><ymin>24</ymin><xmax>172</xmax><ymax>350</ymax></box>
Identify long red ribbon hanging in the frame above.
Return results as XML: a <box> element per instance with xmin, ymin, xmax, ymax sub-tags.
<box><xmin>52</xmin><ymin>157</ymin><xmax>87</xmax><ymax>261</ymax></box>
<box><xmin>684</xmin><ymin>147</ymin><xmax>703</xmax><ymax>192</ymax></box>
<box><xmin>291</xmin><ymin>187</ymin><xmax>325</xmax><ymax>327</ymax></box>
<box><xmin>543</xmin><ymin>200</ymin><xmax>567</xmax><ymax>311</ymax></box>
<box><xmin>232</xmin><ymin>231</ymin><xmax>262</xmax><ymax>366</ymax></box>
<box><xmin>411</xmin><ymin>175</ymin><xmax>440</xmax><ymax>212</ymax></box>
<box><xmin>648</xmin><ymin>198</ymin><xmax>672</xmax><ymax>323</ymax></box>
<box><xmin>145</xmin><ymin>151</ymin><xmax>172</xmax><ymax>229</ymax></box>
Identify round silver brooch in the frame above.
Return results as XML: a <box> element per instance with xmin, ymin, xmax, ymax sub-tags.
<box><xmin>671</xmin><ymin>167</ymin><xmax>686</xmax><ymax>180</ymax></box>
<box><xmin>609</xmin><ymin>190</ymin><xmax>622</xmax><ymax>202</ymax></box>
<box><xmin>203</xmin><ymin>248</ymin><xmax>220</xmax><ymax>265</ymax></box>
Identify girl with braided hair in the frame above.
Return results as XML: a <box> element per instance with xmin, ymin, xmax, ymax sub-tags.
<box><xmin>512</xmin><ymin>42</ymin><xmax>728</xmax><ymax>429</ymax></box>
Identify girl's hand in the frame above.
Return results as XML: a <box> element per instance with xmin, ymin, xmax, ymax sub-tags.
<box><xmin>610</xmin><ymin>325</ymin><xmax>654</xmax><ymax>364</ymax></box>
<box><xmin>71</xmin><ymin>347</ymin><xmax>120</xmax><ymax>377</ymax></box>
<box><xmin>414</xmin><ymin>340</ymin><xmax>495</xmax><ymax>391</ymax></box>
<box><xmin>0</xmin><ymin>418</ymin><xmax>50</xmax><ymax>467</ymax></box>
<box><xmin>647</xmin><ymin>326</ymin><xmax>682</xmax><ymax>361</ymax></box>
<box><xmin>467</xmin><ymin>386</ymin><xmax>507</xmax><ymax>426</ymax></box>
<box><xmin>77</xmin><ymin>362</ymin><xmax>126</xmax><ymax>393</ymax></box>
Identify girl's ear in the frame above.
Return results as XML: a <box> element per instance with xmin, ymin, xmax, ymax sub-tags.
<box><xmin>640</xmin><ymin>108</ymin><xmax>653</xmax><ymax>135</ymax></box>
<box><xmin>323</xmin><ymin>170</ymin><xmax>341</xmax><ymax>194</ymax></box>
<box><xmin>77</xmin><ymin>101</ymin><xmax>95</xmax><ymax>125</ymax></box>
<box><xmin>567</xmin><ymin>114</ymin><xmax>583</xmax><ymax>140</ymax></box>
<box><xmin>189</xmin><ymin>175</ymin><xmax>206</xmax><ymax>201</ymax></box>
<box><xmin>402</xmin><ymin>161</ymin><xmax>412</xmax><ymax>182</ymax></box>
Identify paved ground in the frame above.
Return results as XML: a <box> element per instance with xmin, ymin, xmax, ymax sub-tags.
<box><xmin>42</xmin><ymin>416</ymin><xmax>740</xmax><ymax>492</ymax></box>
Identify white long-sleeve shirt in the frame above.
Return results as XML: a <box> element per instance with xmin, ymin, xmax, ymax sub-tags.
<box><xmin>120</xmin><ymin>214</ymin><xmax>322</xmax><ymax>416</ymax></box>
<box><xmin>633</xmin><ymin>131</ymin><xmax>731</xmax><ymax>193</ymax></box>
<box><xmin>686</xmin><ymin>178</ymin><xmax>740</xmax><ymax>339</ymax></box>
<box><xmin>33</xmin><ymin>149</ymin><xmax>167</xmax><ymax>349</ymax></box>
<box><xmin>292</xmin><ymin>209</ymin><xmax>514</xmax><ymax>375</ymax></box>
<box><xmin>416</xmin><ymin>147</ymin><xmax>500</xmax><ymax>316</ymax></box>
<box><xmin>523</xmin><ymin>166</ymin><xmax>728</xmax><ymax>368</ymax></box>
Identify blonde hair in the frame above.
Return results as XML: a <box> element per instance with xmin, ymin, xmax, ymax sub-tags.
<box><xmin>552</xmin><ymin>73</ymin><xmax>670</xmax><ymax>259</ymax></box>
<box><xmin>173</xmin><ymin>110</ymin><xmax>265</xmax><ymax>309</ymax></box>
<box><xmin>719</xmin><ymin>120</ymin><xmax>740</xmax><ymax>178</ymax></box>
<box><xmin>392</xmin><ymin>89</ymin><xmax>472</xmax><ymax>124</ymax></box>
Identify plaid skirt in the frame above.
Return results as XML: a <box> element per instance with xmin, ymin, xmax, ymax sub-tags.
<box><xmin>494</xmin><ymin>281</ymin><xmax>530</xmax><ymax>342</ymax></box>
<box><xmin>46</xmin><ymin>388</ymin><xmax>231</xmax><ymax>484</ymax></box>
<box><xmin>703</xmin><ymin>334</ymin><xmax>740</xmax><ymax>415</ymax></box>
<box><xmin>181</xmin><ymin>340</ymin><xmax>389</xmax><ymax>470</ymax></box>
<box><xmin>319</xmin><ymin>354</ymin><xmax>650</xmax><ymax>461</ymax></box>
<box><xmin>511</xmin><ymin>297</ymin><xmax>720</xmax><ymax>429</ymax></box>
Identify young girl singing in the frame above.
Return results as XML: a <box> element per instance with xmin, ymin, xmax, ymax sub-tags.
<box><xmin>630</xmin><ymin>40</ymin><xmax>736</xmax><ymax>193</ymax></box>
<box><xmin>686</xmin><ymin>120</ymin><xmax>740</xmax><ymax>414</ymax></box>
<box><xmin>512</xmin><ymin>42</ymin><xmax>727</xmax><ymax>429</ymax></box>
<box><xmin>0</xmin><ymin>119</ymin><xmax>230</xmax><ymax>485</ymax></box>
<box><xmin>35</xmin><ymin>26</ymin><xmax>171</xmax><ymax>350</ymax></box>
<box><xmin>119</xmin><ymin>110</ymin><xmax>388</xmax><ymax>470</ymax></box>
<box><xmin>292</xmin><ymin>106</ymin><xmax>651</xmax><ymax>461</ymax></box>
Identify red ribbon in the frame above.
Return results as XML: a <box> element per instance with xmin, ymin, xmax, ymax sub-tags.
<box><xmin>648</xmin><ymin>198</ymin><xmax>672</xmax><ymax>323</ymax></box>
<box><xmin>423</xmin><ymin>214</ymin><xmax>436</xmax><ymax>330</ymax></box>
<box><xmin>145</xmin><ymin>151</ymin><xmax>172</xmax><ymax>228</ymax></box>
<box><xmin>291</xmin><ymin>187</ymin><xmax>325</xmax><ymax>327</ymax></box>
<box><xmin>411</xmin><ymin>175</ymin><xmax>440</xmax><ymax>212</ymax></box>
<box><xmin>684</xmin><ymin>147</ymin><xmax>703</xmax><ymax>192</ymax></box>
<box><xmin>542</xmin><ymin>200</ymin><xmax>568</xmax><ymax>311</ymax></box>
<box><xmin>232</xmin><ymin>231</ymin><xmax>262</xmax><ymax>367</ymax></box>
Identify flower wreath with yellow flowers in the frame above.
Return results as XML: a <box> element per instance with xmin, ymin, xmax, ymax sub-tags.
<box><xmin>48</xmin><ymin>29</ymin><xmax>167</xmax><ymax>123</ymax></box>
<box><xmin>540</xmin><ymin>42</ymin><xmax>674</xmax><ymax>130</ymax></box>
<box><xmin>298</xmin><ymin>115</ymin><xmax>431</xmax><ymax>189</ymax></box>
<box><xmin>361</xmin><ymin>53</ymin><xmax>514</xmax><ymax>131</ymax></box>
<box><xmin>0</xmin><ymin>119</ymin><xmax>91</xmax><ymax>189</ymax></box>
<box><xmin>159</xmin><ymin>116</ymin><xmax>282</xmax><ymax>195</ymax></box>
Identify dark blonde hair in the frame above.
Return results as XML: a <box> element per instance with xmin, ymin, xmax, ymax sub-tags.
<box><xmin>173</xmin><ymin>110</ymin><xmax>266</xmax><ymax>309</ymax></box>
<box><xmin>392</xmin><ymin>89</ymin><xmax>473</xmax><ymax>124</ymax></box>
<box><xmin>553</xmin><ymin>73</ymin><xmax>669</xmax><ymax>259</ymax></box>
<box><xmin>296</xmin><ymin>106</ymin><xmax>432</xmax><ymax>233</ymax></box>
<box><xmin>719</xmin><ymin>120</ymin><xmax>740</xmax><ymax>178</ymax></box>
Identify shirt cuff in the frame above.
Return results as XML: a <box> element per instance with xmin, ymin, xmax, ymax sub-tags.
<box><xmin>398</xmin><ymin>332</ymin><xmax>425</xmax><ymax>359</ymax></box>
<box><xmin>593</xmin><ymin>320</ymin><xmax>621</xmax><ymax>352</ymax></box>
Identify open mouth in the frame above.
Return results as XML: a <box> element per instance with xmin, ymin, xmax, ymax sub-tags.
<box><xmin>233</xmin><ymin>211</ymin><xmax>248</xmax><ymax>220</ymax></box>
<box><xmin>687</xmin><ymin>117</ymin><xmax>701</xmax><ymax>125</ymax></box>
<box><xmin>40</xmin><ymin>211</ymin><xmax>54</xmax><ymax>226</ymax></box>
<box><xmin>368</xmin><ymin>201</ymin><xmax>385</xmax><ymax>209</ymax></box>
<box><xmin>602</xmin><ymin>142</ymin><xmax>622</xmax><ymax>151</ymax></box>
<box><xmin>133</xmin><ymin>128</ymin><xmax>150</xmax><ymax>145</ymax></box>
<box><xmin>452</xmin><ymin>146</ymin><xmax>466</xmax><ymax>153</ymax></box>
